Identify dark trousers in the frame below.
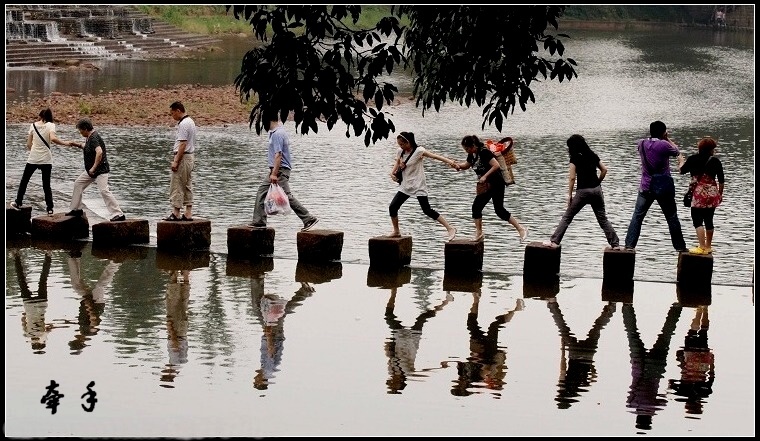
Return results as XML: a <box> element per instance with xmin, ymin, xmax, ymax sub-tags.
<box><xmin>15</xmin><ymin>163</ymin><xmax>53</xmax><ymax>211</ymax></box>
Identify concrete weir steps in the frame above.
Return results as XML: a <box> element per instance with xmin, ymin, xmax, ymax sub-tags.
<box><xmin>5</xmin><ymin>5</ymin><xmax>222</xmax><ymax>68</ymax></box>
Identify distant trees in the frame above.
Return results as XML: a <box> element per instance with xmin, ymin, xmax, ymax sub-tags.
<box><xmin>229</xmin><ymin>6</ymin><xmax>577</xmax><ymax>146</ymax></box>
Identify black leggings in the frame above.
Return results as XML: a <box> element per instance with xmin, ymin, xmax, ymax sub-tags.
<box><xmin>15</xmin><ymin>163</ymin><xmax>53</xmax><ymax>211</ymax></box>
<box><xmin>691</xmin><ymin>207</ymin><xmax>716</xmax><ymax>229</ymax></box>
<box><xmin>472</xmin><ymin>181</ymin><xmax>511</xmax><ymax>221</ymax></box>
<box><xmin>389</xmin><ymin>192</ymin><xmax>440</xmax><ymax>220</ymax></box>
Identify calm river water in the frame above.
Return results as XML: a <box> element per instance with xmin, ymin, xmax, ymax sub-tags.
<box><xmin>4</xmin><ymin>27</ymin><xmax>755</xmax><ymax>436</ymax></box>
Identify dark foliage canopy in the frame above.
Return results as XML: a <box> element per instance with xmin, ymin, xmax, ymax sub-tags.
<box><xmin>228</xmin><ymin>5</ymin><xmax>577</xmax><ymax>146</ymax></box>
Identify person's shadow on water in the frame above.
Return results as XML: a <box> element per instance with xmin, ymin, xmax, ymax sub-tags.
<box><xmin>546</xmin><ymin>297</ymin><xmax>616</xmax><ymax>409</ymax></box>
<box><xmin>250</xmin><ymin>276</ymin><xmax>315</xmax><ymax>391</ymax></box>
<box><xmin>67</xmin><ymin>253</ymin><xmax>120</xmax><ymax>355</ymax></box>
<box><xmin>160</xmin><ymin>269</ymin><xmax>191</xmax><ymax>388</ymax></box>
<box><xmin>668</xmin><ymin>305</ymin><xmax>715</xmax><ymax>416</ymax></box>
<box><xmin>384</xmin><ymin>288</ymin><xmax>454</xmax><ymax>394</ymax></box>
<box><xmin>623</xmin><ymin>301</ymin><xmax>682</xmax><ymax>432</ymax></box>
<box><xmin>12</xmin><ymin>248</ymin><xmax>53</xmax><ymax>354</ymax></box>
<box><xmin>449</xmin><ymin>293</ymin><xmax>525</xmax><ymax>398</ymax></box>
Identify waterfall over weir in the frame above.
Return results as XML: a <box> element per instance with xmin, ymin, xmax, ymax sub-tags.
<box><xmin>5</xmin><ymin>5</ymin><xmax>221</xmax><ymax>68</ymax></box>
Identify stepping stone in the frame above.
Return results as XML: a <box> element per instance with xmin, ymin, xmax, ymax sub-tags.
<box><xmin>524</xmin><ymin>241</ymin><xmax>560</xmax><ymax>282</ymax></box>
<box><xmin>31</xmin><ymin>213</ymin><xmax>89</xmax><ymax>240</ymax></box>
<box><xmin>297</xmin><ymin>229</ymin><xmax>343</xmax><ymax>262</ymax></box>
<box><xmin>444</xmin><ymin>238</ymin><xmax>484</xmax><ymax>274</ymax></box>
<box><xmin>156</xmin><ymin>217</ymin><xmax>211</xmax><ymax>252</ymax></box>
<box><xmin>92</xmin><ymin>218</ymin><xmax>149</xmax><ymax>247</ymax></box>
<box><xmin>6</xmin><ymin>204</ymin><xmax>32</xmax><ymax>236</ymax></box>
<box><xmin>368</xmin><ymin>235</ymin><xmax>412</xmax><ymax>268</ymax></box>
<box><xmin>603</xmin><ymin>246</ymin><xmax>635</xmax><ymax>283</ymax></box>
<box><xmin>677</xmin><ymin>252</ymin><xmax>714</xmax><ymax>287</ymax></box>
<box><xmin>227</xmin><ymin>225</ymin><xmax>275</xmax><ymax>258</ymax></box>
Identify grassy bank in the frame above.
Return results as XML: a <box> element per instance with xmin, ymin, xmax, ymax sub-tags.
<box><xmin>136</xmin><ymin>5</ymin><xmax>399</xmax><ymax>35</ymax></box>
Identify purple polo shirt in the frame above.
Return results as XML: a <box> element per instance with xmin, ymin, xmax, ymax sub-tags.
<box><xmin>637</xmin><ymin>138</ymin><xmax>680</xmax><ymax>191</ymax></box>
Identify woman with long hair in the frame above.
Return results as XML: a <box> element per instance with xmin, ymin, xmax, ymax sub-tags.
<box><xmin>388</xmin><ymin>131</ymin><xmax>458</xmax><ymax>241</ymax></box>
<box><xmin>10</xmin><ymin>108</ymin><xmax>71</xmax><ymax>215</ymax></box>
<box><xmin>543</xmin><ymin>134</ymin><xmax>620</xmax><ymax>249</ymax></box>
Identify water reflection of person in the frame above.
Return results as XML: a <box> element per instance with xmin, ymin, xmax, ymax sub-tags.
<box><xmin>450</xmin><ymin>293</ymin><xmax>524</xmax><ymax>397</ymax></box>
<box><xmin>623</xmin><ymin>302</ymin><xmax>682</xmax><ymax>431</ymax></box>
<box><xmin>384</xmin><ymin>288</ymin><xmax>453</xmax><ymax>394</ymax></box>
<box><xmin>12</xmin><ymin>248</ymin><xmax>53</xmax><ymax>353</ymax></box>
<box><xmin>668</xmin><ymin>305</ymin><xmax>715</xmax><ymax>415</ymax></box>
<box><xmin>68</xmin><ymin>251</ymin><xmax>120</xmax><ymax>354</ymax></box>
<box><xmin>547</xmin><ymin>298</ymin><xmax>616</xmax><ymax>409</ymax></box>
<box><xmin>160</xmin><ymin>269</ymin><xmax>190</xmax><ymax>387</ymax></box>
<box><xmin>251</xmin><ymin>277</ymin><xmax>315</xmax><ymax>390</ymax></box>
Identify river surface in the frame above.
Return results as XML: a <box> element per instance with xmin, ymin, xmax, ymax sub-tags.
<box><xmin>4</xmin><ymin>27</ymin><xmax>755</xmax><ymax>436</ymax></box>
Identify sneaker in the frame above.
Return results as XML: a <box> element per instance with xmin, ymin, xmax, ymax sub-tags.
<box><xmin>689</xmin><ymin>246</ymin><xmax>708</xmax><ymax>255</ymax></box>
<box><xmin>624</xmin><ymin>246</ymin><xmax>636</xmax><ymax>251</ymax></box>
<box><xmin>446</xmin><ymin>228</ymin><xmax>457</xmax><ymax>242</ymax></box>
<box><xmin>65</xmin><ymin>209</ymin><xmax>84</xmax><ymax>217</ymax></box>
<box><xmin>10</xmin><ymin>202</ymin><xmax>21</xmax><ymax>211</ymax></box>
<box><xmin>542</xmin><ymin>240</ymin><xmax>559</xmax><ymax>249</ymax></box>
<box><xmin>164</xmin><ymin>213</ymin><xmax>180</xmax><ymax>221</ymax></box>
<box><xmin>180</xmin><ymin>214</ymin><xmax>193</xmax><ymax>221</ymax></box>
<box><xmin>110</xmin><ymin>214</ymin><xmax>126</xmax><ymax>222</ymax></box>
<box><xmin>248</xmin><ymin>222</ymin><xmax>267</xmax><ymax>228</ymax></box>
<box><xmin>302</xmin><ymin>218</ymin><xmax>319</xmax><ymax>231</ymax></box>
<box><xmin>47</xmin><ymin>209</ymin><xmax>54</xmax><ymax>216</ymax></box>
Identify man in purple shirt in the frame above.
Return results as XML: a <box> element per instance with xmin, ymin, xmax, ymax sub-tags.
<box><xmin>624</xmin><ymin>120</ymin><xmax>687</xmax><ymax>251</ymax></box>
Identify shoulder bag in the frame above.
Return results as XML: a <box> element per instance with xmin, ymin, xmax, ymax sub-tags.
<box><xmin>32</xmin><ymin>122</ymin><xmax>51</xmax><ymax>149</ymax></box>
<box><xmin>394</xmin><ymin>147</ymin><xmax>415</xmax><ymax>185</ymax></box>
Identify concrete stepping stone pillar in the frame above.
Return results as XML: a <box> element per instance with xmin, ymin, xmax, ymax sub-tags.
<box><xmin>92</xmin><ymin>219</ymin><xmax>149</xmax><ymax>247</ymax></box>
<box><xmin>444</xmin><ymin>238</ymin><xmax>484</xmax><ymax>274</ymax></box>
<box><xmin>603</xmin><ymin>246</ymin><xmax>635</xmax><ymax>284</ymax></box>
<box><xmin>523</xmin><ymin>241</ymin><xmax>560</xmax><ymax>282</ymax></box>
<box><xmin>31</xmin><ymin>213</ymin><xmax>89</xmax><ymax>240</ymax></box>
<box><xmin>297</xmin><ymin>229</ymin><xmax>343</xmax><ymax>262</ymax></box>
<box><xmin>6</xmin><ymin>204</ymin><xmax>32</xmax><ymax>236</ymax></box>
<box><xmin>227</xmin><ymin>225</ymin><xmax>275</xmax><ymax>258</ymax></box>
<box><xmin>156</xmin><ymin>217</ymin><xmax>211</xmax><ymax>252</ymax></box>
<box><xmin>368</xmin><ymin>235</ymin><xmax>412</xmax><ymax>268</ymax></box>
<box><xmin>677</xmin><ymin>252</ymin><xmax>713</xmax><ymax>287</ymax></box>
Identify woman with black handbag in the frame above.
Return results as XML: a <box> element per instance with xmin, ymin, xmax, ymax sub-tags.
<box><xmin>387</xmin><ymin>131</ymin><xmax>458</xmax><ymax>242</ymax></box>
<box><xmin>678</xmin><ymin>137</ymin><xmax>725</xmax><ymax>255</ymax></box>
<box><xmin>9</xmin><ymin>108</ymin><xmax>72</xmax><ymax>215</ymax></box>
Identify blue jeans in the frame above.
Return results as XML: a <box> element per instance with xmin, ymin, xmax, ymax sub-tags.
<box><xmin>624</xmin><ymin>191</ymin><xmax>686</xmax><ymax>250</ymax></box>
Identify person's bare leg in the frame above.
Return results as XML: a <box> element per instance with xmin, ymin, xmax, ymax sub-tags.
<box><xmin>184</xmin><ymin>205</ymin><xmax>193</xmax><ymax>220</ymax></box>
<box><xmin>473</xmin><ymin>218</ymin><xmax>484</xmax><ymax>241</ymax></box>
<box><xmin>436</xmin><ymin>215</ymin><xmax>457</xmax><ymax>241</ymax></box>
<box><xmin>388</xmin><ymin>216</ymin><xmax>401</xmax><ymax>237</ymax></box>
<box><xmin>695</xmin><ymin>226</ymin><xmax>706</xmax><ymax>249</ymax></box>
<box><xmin>705</xmin><ymin>228</ymin><xmax>714</xmax><ymax>252</ymax></box>
<box><xmin>509</xmin><ymin>215</ymin><xmax>528</xmax><ymax>242</ymax></box>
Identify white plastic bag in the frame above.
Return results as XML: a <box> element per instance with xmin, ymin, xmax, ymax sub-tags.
<box><xmin>264</xmin><ymin>183</ymin><xmax>291</xmax><ymax>215</ymax></box>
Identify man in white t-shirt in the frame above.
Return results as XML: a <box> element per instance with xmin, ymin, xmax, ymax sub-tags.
<box><xmin>165</xmin><ymin>101</ymin><xmax>197</xmax><ymax>221</ymax></box>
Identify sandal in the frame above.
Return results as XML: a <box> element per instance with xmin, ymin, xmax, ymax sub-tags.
<box><xmin>164</xmin><ymin>213</ymin><xmax>180</xmax><ymax>221</ymax></box>
<box><xmin>181</xmin><ymin>214</ymin><xmax>193</xmax><ymax>221</ymax></box>
<box><xmin>446</xmin><ymin>228</ymin><xmax>457</xmax><ymax>242</ymax></box>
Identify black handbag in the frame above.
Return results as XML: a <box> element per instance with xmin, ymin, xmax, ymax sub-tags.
<box><xmin>394</xmin><ymin>147</ymin><xmax>415</xmax><ymax>185</ymax></box>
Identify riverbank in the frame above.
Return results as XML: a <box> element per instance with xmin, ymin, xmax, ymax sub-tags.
<box><xmin>5</xmin><ymin>84</ymin><xmax>253</xmax><ymax>127</ymax></box>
